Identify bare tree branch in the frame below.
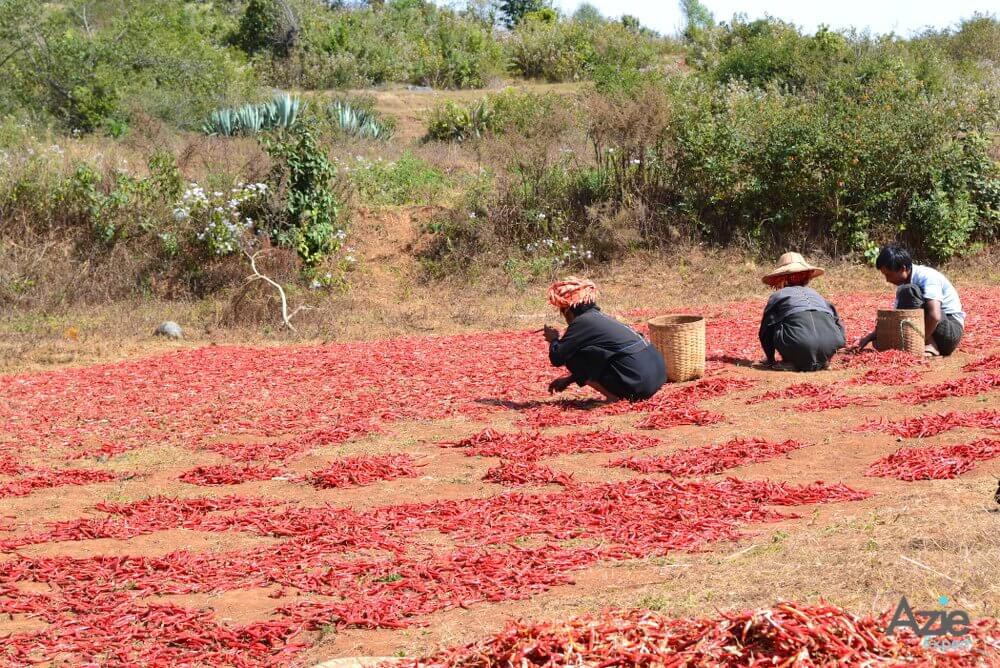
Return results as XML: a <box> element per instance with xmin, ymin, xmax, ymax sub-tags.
<box><xmin>243</xmin><ymin>249</ymin><xmax>311</xmax><ymax>332</ymax></box>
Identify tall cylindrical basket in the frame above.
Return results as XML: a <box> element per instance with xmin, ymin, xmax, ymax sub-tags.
<box><xmin>647</xmin><ymin>314</ymin><xmax>706</xmax><ymax>382</ymax></box>
<box><xmin>876</xmin><ymin>308</ymin><xmax>924</xmax><ymax>356</ymax></box>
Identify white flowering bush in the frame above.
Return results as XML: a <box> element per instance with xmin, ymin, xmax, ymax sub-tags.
<box><xmin>173</xmin><ymin>182</ymin><xmax>268</xmax><ymax>256</ymax></box>
<box><xmin>525</xmin><ymin>235</ymin><xmax>594</xmax><ymax>267</ymax></box>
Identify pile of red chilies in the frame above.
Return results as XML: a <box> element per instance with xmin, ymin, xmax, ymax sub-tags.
<box><xmin>0</xmin><ymin>469</ymin><xmax>119</xmax><ymax>499</ymax></box>
<box><xmin>964</xmin><ymin>354</ymin><xmax>1000</xmax><ymax>373</ymax></box>
<box><xmin>0</xmin><ymin>479</ymin><xmax>871</xmax><ymax>663</ymax></box>
<box><xmin>482</xmin><ymin>460</ymin><xmax>575</xmax><ymax>487</ymax></box>
<box><xmin>896</xmin><ymin>372</ymin><xmax>1000</xmax><ymax>406</ymax></box>
<box><xmin>442</xmin><ymin>428</ymin><xmax>662</xmax><ymax>461</ymax></box>
<box><xmin>635</xmin><ymin>407</ymin><xmax>725</xmax><ymax>430</ymax></box>
<box><xmin>867</xmin><ymin>437</ymin><xmax>1000</xmax><ymax>481</ymax></box>
<box><xmin>751</xmin><ymin>382</ymin><xmax>832</xmax><ymax>402</ymax></box>
<box><xmin>401</xmin><ymin>602</ymin><xmax>1000</xmax><ymax>667</ymax></box>
<box><xmin>308</xmin><ymin>454</ymin><xmax>420</xmax><ymax>489</ymax></box>
<box><xmin>613</xmin><ymin>437</ymin><xmax>805</xmax><ymax>476</ymax></box>
<box><xmin>853</xmin><ymin>409</ymin><xmax>1000</xmax><ymax>438</ymax></box>
<box><xmin>178</xmin><ymin>464</ymin><xmax>288</xmax><ymax>486</ymax></box>
<box><xmin>848</xmin><ymin>367</ymin><xmax>924</xmax><ymax>386</ymax></box>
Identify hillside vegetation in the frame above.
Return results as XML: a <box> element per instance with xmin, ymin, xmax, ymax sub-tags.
<box><xmin>0</xmin><ymin>0</ymin><xmax>998</xmax><ymax>311</ymax></box>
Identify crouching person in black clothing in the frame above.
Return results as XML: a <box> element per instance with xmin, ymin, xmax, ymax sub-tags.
<box><xmin>543</xmin><ymin>277</ymin><xmax>667</xmax><ymax>402</ymax></box>
<box><xmin>759</xmin><ymin>253</ymin><xmax>846</xmax><ymax>371</ymax></box>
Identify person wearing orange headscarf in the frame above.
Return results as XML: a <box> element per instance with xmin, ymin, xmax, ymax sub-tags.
<box><xmin>543</xmin><ymin>277</ymin><xmax>666</xmax><ymax>402</ymax></box>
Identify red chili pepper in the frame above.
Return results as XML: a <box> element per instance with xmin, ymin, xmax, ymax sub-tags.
<box><xmin>868</xmin><ymin>437</ymin><xmax>1000</xmax><ymax>481</ymax></box>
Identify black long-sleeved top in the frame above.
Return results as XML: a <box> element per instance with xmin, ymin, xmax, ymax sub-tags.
<box><xmin>758</xmin><ymin>286</ymin><xmax>845</xmax><ymax>363</ymax></box>
<box><xmin>549</xmin><ymin>307</ymin><xmax>666</xmax><ymax>400</ymax></box>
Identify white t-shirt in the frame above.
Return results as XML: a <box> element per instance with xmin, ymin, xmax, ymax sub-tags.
<box><xmin>897</xmin><ymin>264</ymin><xmax>965</xmax><ymax>325</ymax></box>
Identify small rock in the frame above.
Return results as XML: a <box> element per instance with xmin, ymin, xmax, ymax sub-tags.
<box><xmin>154</xmin><ymin>321</ymin><xmax>183</xmax><ymax>340</ymax></box>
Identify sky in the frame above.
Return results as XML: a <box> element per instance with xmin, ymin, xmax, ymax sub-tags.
<box><xmin>552</xmin><ymin>0</ymin><xmax>995</xmax><ymax>36</ymax></box>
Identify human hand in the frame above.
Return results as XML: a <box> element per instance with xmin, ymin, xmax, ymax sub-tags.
<box><xmin>547</xmin><ymin>375</ymin><xmax>573</xmax><ymax>394</ymax></box>
<box><xmin>543</xmin><ymin>325</ymin><xmax>560</xmax><ymax>343</ymax></box>
<box><xmin>853</xmin><ymin>333</ymin><xmax>875</xmax><ymax>351</ymax></box>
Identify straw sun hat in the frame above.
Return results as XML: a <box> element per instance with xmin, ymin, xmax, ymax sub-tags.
<box><xmin>761</xmin><ymin>252</ymin><xmax>825</xmax><ymax>287</ymax></box>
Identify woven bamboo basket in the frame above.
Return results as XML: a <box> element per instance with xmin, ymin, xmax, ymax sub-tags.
<box><xmin>647</xmin><ymin>314</ymin><xmax>706</xmax><ymax>382</ymax></box>
<box><xmin>875</xmin><ymin>308</ymin><xmax>925</xmax><ymax>356</ymax></box>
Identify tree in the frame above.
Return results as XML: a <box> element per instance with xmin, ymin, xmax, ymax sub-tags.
<box><xmin>462</xmin><ymin>0</ymin><xmax>501</xmax><ymax>29</ymax></box>
<box><xmin>499</xmin><ymin>0</ymin><xmax>547</xmax><ymax>28</ymax></box>
<box><xmin>234</xmin><ymin>0</ymin><xmax>300</xmax><ymax>57</ymax></box>
<box><xmin>620</xmin><ymin>15</ymin><xmax>641</xmax><ymax>32</ymax></box>
<box><xmin>572</xmin><ymin>2</ymin><xmax>603</xmax><ymax>25</ymax></box>
<box><xmin>680</xmin><ymin>0</ymin><xmax>714</xmax><ymax>40</ymax></box>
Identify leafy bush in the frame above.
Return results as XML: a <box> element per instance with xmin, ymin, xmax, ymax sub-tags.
<box><xmin>428</xmin><ymin>28</ymin><xmax>1000</xmax><ymax>273</ymax></box>
<box><xmin>270</xmin><ymin>1</ymin><xmax>503</xmax><ymax>89</ymax></box>
<box><xmin>261</xmin><ymin>126</ymin><xmax>347</xmax><ymax>266</ymax></box>
<box><xmin>425</xmin><ymin>89</ymin><xmax>557</xmax><ymax>141</ymax></box>
<box><xmin>499</xmin><ymin>0</ymin><xmax>549</xmax><ymax>28</ymax></box>
<box><xmin>346</xmin><ymin>153</ymin><xmax>448</xmax><ymax>206</ymax></box>
<box><xmin>234</xmin><ymin>0</ymin><xmax>299</xmax><ymax>57</ymax></box>
<box><xmin>173</xmin><ymin>183</ymin><xmax>269</xmax><ymax>256</ymax></box>
<box><xmin>1</xmin><ymin>0</ymin><xmax>256</xmax><ymax>132</ymax></box>
<box><xmin>506</xmin><ymin>16</ymin><xmax>661</xmax><ymax>82</ymax></box>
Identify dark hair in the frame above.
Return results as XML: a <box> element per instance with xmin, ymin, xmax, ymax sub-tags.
<box><xmin>875</xmin><ymin>244</ymin><xmax>912</xmax><ymax>272</ymax></box>
<box><xmin>568</xmin><ymin>301</ymin><xmax>598</xmax><ymax>316</ymax></box>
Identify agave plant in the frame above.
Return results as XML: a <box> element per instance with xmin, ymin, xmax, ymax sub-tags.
<box><xmin>202</xmin><ymin>92</ymin><xmax>304</xmax><ymax>137</ymax></box>
<box><xmin>327</xmin><ymin>101</ymin><xmax>394</xmax><ymax>140</ymax></box>
<box><xmin>202</xmin><ymin>108</ymin><xmax>237</xmax><ymax>136</ymax></box>
<box><xmin>235</xmin><ymin>104</ymin><xmax>264</xmax><ymax>135</ymax></box>
<box><xmin>266</xmin><ymin>93</ymin><xmax>303</xmax><ymax>130</ymax></box>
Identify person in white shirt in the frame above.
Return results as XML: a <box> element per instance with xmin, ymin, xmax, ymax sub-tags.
<box><xmin>855</xmin><ymin>244</ymin><xmax>965</xmax><ymax>357</ymax></box>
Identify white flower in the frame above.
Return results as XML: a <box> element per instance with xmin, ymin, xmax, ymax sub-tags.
<box><xmin>469</xmin><ymin>212</ymin><xmax>477</xmax><ymax>219</ymax></box>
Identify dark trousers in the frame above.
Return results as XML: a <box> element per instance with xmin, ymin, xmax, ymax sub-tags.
<box><xmin>895</xmin><ymin>284</ymin><xmax>964</xmax><ymax>356</ymax></box>
<box><xmin>774</xmin><ymin>311</ymin><xmax>846</xmax><ymax>372</ymax></box>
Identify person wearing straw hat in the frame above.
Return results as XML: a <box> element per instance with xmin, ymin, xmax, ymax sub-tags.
<box><xmin>759</xmin><ymin>253</ymin><xmax>846</xmax><ymax>371</ymax></box>
<box><xmin>543</xmin><ymin>277</ymin><xmax>666</xmax><ymax>402</ymax></box>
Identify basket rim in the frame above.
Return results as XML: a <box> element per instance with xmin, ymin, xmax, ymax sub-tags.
<box><xmin>647</xmin><ymin>314</ymin><xmax>705</xmax><ymax>327</ymax></box>
<box><xmin>877</xmin><ymin>308</ymin><xmax>923</xmax><ymax>315</ymax></box>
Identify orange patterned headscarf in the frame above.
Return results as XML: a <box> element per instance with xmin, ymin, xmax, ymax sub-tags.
<box><xmin>548</xmin><ymin>277</ymin><xmax>597</xmax><ymax>310</ymax></box>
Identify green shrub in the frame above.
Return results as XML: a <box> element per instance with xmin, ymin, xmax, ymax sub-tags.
<box><xmin>262</xmin><ymin>126</ymin><xmax>347</xmax><ymax>266</ymax></box>
<box><xmin>506</xmin><ymin>17</ymin><xmax>661</xmax><ymax>83</ymax></box>
<box><xmin>1</xmin><ymin>0</ymin><xmax>257</xmax><ymax>132</ymax></box>
<box><xmin>234</xmin><ymin>0</ymin><xmax>299</xmax><ymax>57</ymax></box>
<box><xmin>425</xmin><ymin>89</ymin><xmax>557</xmax><ymax>141</ymax></box>
<box><xmin>347</xmin><ymin>152</ymin><xmax>448</xmax><ymax>206</ymax></box>
<box><xmin>499</xmin><ymin>0</ymin><xmax>549</xmax><ymax>28</ymax></box>
<box><xmin>410</xmin><ymin>12</ymin><xmax>505</xmax><ymax>88</ymax></box>
<box><xmin>271</xmin><ymin>1</ymin><xmax>503</xmax><ymax>90</ymax></box>
<box><xmin>431</xmin><ymin>39</ymin><xmax>999</xmax><ymax>272</ymax></box>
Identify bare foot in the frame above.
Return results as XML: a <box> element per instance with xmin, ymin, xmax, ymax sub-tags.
<box><xmin>924</xmin><ymin>343</ymin><xmax>941</xmax><ymax>358</ymax></box>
